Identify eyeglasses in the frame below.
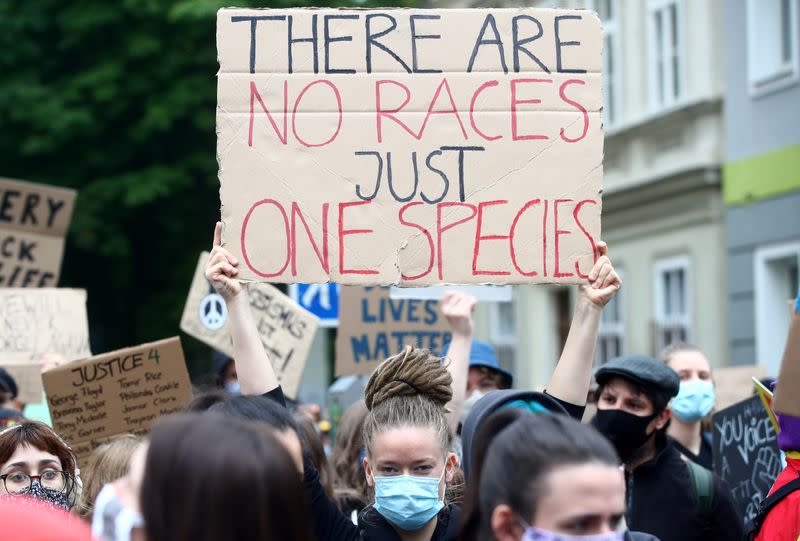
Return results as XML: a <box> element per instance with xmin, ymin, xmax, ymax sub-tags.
<box><xmin>0</xmin><ymin>471</ymin><xmax>71</xmax><ymax>494</ymax></box>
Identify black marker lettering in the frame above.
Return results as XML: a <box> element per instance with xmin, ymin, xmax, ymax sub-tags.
<box><xmin>554</xmin><ymin>15</ymin><xmax>587</xmax><ymax>74</ymax></box>
<box><xmin>287</xmin><ymin>14</ymin><xmax>319</xmax><ymax>74</ymax></box>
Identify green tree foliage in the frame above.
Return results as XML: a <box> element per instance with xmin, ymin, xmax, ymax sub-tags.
<box><xmin>0</xmin><ymin>0</ymin><xmax>417</xmax><ymax>377</ymax></box>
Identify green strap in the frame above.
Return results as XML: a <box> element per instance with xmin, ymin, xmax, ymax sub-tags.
<box><xmin>686</xmin><ymin>460</ymin><xmax>714</xmax><ymax>518</ymax></box>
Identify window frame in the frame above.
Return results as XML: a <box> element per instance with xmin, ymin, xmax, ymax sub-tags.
<box><xmin>646</xmin><ymin>0</ymin><xmax>685</xmax><ymax>111</ymax></box>
<box><xmin>596</xmin><ymin>268</ymin><xmax>625</xmax><ymax>365</ymax></box>
<box><xmin>652</xmin><ymin>255</ymin><xmax>692</xmax><ymax>352</ymax></box>
<box><xmin>747</xmin><ymin>0</ymin><xmax>800</xmax><ymax>97</ymax></box>
<box><xmin>754</xmin><ymin>241</ymin><xmax>800</xmax><ymax>375</ymax></box>
<box><xmin>588</xmin><ymin>0</ymin><xmax>623</xmax><ymax>128</ymax></box>
<box><xmin>489</xmin><ymin>295</ymin><xmax>516</xmax><ymax>346</ymax></box>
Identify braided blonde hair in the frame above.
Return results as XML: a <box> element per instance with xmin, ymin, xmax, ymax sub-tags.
<box><xmin>362</xmin><ymin>346</ymin><xmax>453</xmax><ymax>458</ymax></box>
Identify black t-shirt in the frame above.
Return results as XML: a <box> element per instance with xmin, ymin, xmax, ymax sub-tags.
<box><xmin>545</xmin><ymin>391</ymin><xmax>586</xmax><ymax>420</ymax></box>
<box><xmin>671</xmin><ymin>432</ymin><xmax>713</xmax><ymax>470</ymax></box>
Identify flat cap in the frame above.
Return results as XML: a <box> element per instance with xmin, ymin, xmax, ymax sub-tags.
<box><xmin>595</xmin><ymin>355</ymin><xmax>680</xmax><ymax>398</ymax></box>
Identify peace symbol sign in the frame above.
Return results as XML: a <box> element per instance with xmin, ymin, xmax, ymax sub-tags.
<box><xmin>199</xmin><ymin>293</ymin><xmax>228</xmax><ymax>331</ymax></box>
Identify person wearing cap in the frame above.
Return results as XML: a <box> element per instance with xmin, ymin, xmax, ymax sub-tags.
<box><xmin>592</xmin><ymin>355</ymin><xmax>741</xmax><ymax>541</ymax></box>
<box><xmin>441</xmin><ymin>339</ymin><xmax>514</xmax><ymax>426</ymax></box>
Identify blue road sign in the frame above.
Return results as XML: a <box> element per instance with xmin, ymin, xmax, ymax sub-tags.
<box><xmin>290</xmin><ymin>284</ymin><xmax>340</xmax><ymax>327</ymax></box>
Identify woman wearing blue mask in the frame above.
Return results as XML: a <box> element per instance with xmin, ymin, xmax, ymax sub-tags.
<box><xmin>459</xmin><ymin>414</ymin><xmax>658</xmax><ymax>541</ymax></box>
<box><xmin>205</xmin><ymin>222</ymin><xmax>460</xmax><ymax>541</ymax></box>
<box><xmin>660</xmin><ymin>343</ymin><xmax>715</xmax><ymax>469</ymax></box>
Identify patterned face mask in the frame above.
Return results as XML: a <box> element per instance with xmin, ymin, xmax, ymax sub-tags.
<box><xmin>11</xmin><ymin>480</ymin><xmax>71</xmax><ymax>511</ymax></box>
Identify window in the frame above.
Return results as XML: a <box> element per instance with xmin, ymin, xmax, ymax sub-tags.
<box><xmin>747</xmin><ymin>0</ymin><xmax>799</xmax><ymax>95</ymax></box>
<box><xmin>648</xmin><ymin>0</ymin><xmax>683</xmax><ymax>109</ymax></box>
<box><xmin>755</xmin><ymin>242</ymin><xmax>800</xmax><ymax>375</ymax></box>
<box><xmin>490</xmin><ymin>294</ymin><xmax>516</xmax><ymax>376</ymax></box>
<box><xmin>653</xmin><ymin>256</ymin><xmax>691</xmax><ymax>353</ymax></box>
<box><xmin>596</xmin><ymin>270</ymin><xmax>625</xmax><ymax>364</ymax></box>
<box><xmin>592</xmin><ymin>0</ymin><xmax>621</xmax><ymax>127</ymax></box>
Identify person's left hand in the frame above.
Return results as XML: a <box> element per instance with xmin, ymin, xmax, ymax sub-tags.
<box><xmin>581</xmin><ymin>241</ymin><xmax>621</xmax><ymax>307</ymax></box>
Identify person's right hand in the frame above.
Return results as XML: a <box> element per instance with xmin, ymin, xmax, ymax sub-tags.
<box><xmin>441</xmin><ymin>291</ymin><xmax>477</xmax><ymax>338</ymax></box>
<box><xmin>205</xmin><ymin>221</ymin><xmax>241</xmax><ymax>301</ymax></box>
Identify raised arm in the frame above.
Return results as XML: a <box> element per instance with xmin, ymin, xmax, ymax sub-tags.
<box><xmin>205</xmin><ymin>222</ymin><xmax>279</xmax><ymax>395</ymax></box>
<box><xmin>440</xmin><ymin>291</ymin><xmax>477</xmax><ymax>436</ymax></box>
<box><xmin>546</xmin><ymin>242</ymin><xmax>621</xmax><ymax>406</ymax></box>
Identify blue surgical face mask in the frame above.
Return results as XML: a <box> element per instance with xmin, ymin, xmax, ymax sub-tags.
<box><xmin>225</xmin><ymin>380</ymin><xmax>241</xmax><ymax>396</ymax></box>
<box><xmin>671</xmin><ymin>379</ymin><xmax>715</xmax><ymax>423</ymax></box>
<box><xmin>373</xmin><ymin>466</ymin><xmax>445</xmax><ymax>531</ymax></box>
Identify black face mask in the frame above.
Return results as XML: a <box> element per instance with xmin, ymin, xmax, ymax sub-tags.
<box><xmin>591</xmin><ymin>409</ymin><xmax>658</xmax><ymax>463</ymax></box>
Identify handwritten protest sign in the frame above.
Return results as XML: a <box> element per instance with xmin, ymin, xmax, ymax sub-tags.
<box><xmin>216</xmin><ymin>8</ymin><xmax>603</xmax><ymax>285</ymax></box>
<box><xmin>714</xmin><ymin>364</ymin><xmax>767</xmax><ymax>411</ymax></box>
<box><xmin>713</xmin><ymin>395</ymin><xmax>782</xmax><ymax>525</ymax></box>
<box><xmin>773</xmin><ymin>300</ymin><xmax>800</xmax><ymax>417</ymax></box>
<box><xmin>0</xmin><ymin>289</ymin><xmax>91</xmax><ymax>363</ymax></box>
<box><xmin>42</xmin><ymin>337</ymin><xmax>191</xmax><ymax>463</ymax></box>
<box><xmin>0</xmin><ymin>178</ymin><xmax>76</xmax><ymax>287</ymax></box>
<box><xmin>1</xmin><ymin>363</ymin><xmax>43</xmax><ymax>405</ymax></box>
<box><xmin>180</xmin><ymin>252</ymin><xmax>318</xmax><ymax>398</ymax></box>
<box><xmin>336</xmin><ymin>286</ymin><xmax>452</xmax><ymax>376</ymax></box>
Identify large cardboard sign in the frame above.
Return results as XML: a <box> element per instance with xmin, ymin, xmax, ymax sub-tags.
<box><xmin>1</xmin><ymin>363</ymin><xmax>43</xmax><ymax>405</ymax></box>
<box><xmin>773</xmin><ymin>305</ymin><xmax>800</xmax><ymax>417</ymax></box>
<box><xmin>336</xmin><ymin>286</ymin><xmax>452</xmax><ymax>376</ymax></box>
<box><xmin>0</xmin><ymin>178</ymin><xmax>76</xmax><ymax>287</ymax></box>
<box><xmin>42</xmin><ymin>337</ymin><xmax>191</xmax><ymax>463</ymax></box>
<box><xmin>714</xmin><ymin>364</ymin><xmax>767</xmax><ymax>412</ymax></box>
<box><xmin>712</xmin><ymin>396</ymin><xmax>782</xmax><ymax>525</ymax></box>
<box><xmin>180</xmin><ymin>252</ymin><xmax>319</xmax><ymax>398</ymax></box>
<box><xmin>0</xmin><ymin>289</ymin><xmax>91</xmax><ymax>363</ymax></box>
<box><xmin>217</xmin><ymin>8</ymin><xmax>603</xmax><ymax>285</ymax></box>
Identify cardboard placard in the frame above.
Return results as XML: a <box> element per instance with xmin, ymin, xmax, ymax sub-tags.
<box><xmin>179</xmin><ymin>252</ymin><xmax>319</xmax><ymax>398</ymax></box>
<box><xmin>42</xmin><ymin>337</ymin><xmax>192</xmax><ymax>463</ymax></box>
<box><xmin>1</xmin><ymin>363</ymin><xmax>43</xmax><ymax>405</ymax></box>
<box><xmin>336</xmin><ymin>286</ymin><xmax>452</xmax><ymax>376</ymax></box>
<box><xmin>712</xmin><ymin>395</ymin><xmax>782</xmax><ymax>525</ymax></box>
<box><xmin>0</xmin><ymin>177</ymin><xmax>76</xmax><ymax>287</ymax></box>
<box><xmin>773</xmin><ymin>308</ymin><xmax>800</xmax><ymax>417</ymax></box>
<box><xmin>216</xmin><ymin>8</ymin><xmax>603</xmax><ymax>286</ymax></box>
<box><xmin>0</xmin><ymin>288</ymin><xmax>91</xmax><ymax>363</ymax></box>
<box><xmin>390</xmin><ymin>285</ymin><xmax>512</xmax><ymax>302</ymax></box>
<box><xmin>714</xmin><ymin>364</ymin><xmax>767</xmax><ymax>412</ymax></box>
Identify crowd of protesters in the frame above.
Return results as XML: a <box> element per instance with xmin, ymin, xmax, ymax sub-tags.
<box><xmin>0</xmin><ymin>221</ymin><xmax>796</xmax><ymax>541</ymax></box>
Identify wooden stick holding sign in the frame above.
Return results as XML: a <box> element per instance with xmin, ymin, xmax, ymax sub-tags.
<box><xmin>42</xmin><ymin>337</ymin><xmax>192</xmax><ymax>465</ymax></box>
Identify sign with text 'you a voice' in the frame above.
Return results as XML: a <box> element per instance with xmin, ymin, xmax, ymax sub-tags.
<box><xmin>216</xmin><ymin>8</ymin><xmax>603</xmax><ymax>286</ymax></box>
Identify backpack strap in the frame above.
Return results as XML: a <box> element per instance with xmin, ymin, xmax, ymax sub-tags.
<box><xmin>744</xmin><ymin>476</ymin><xmax>800</xmax><ymax>540</ymax></box>
<box><xmin>686</xmin><ymin>459</ymin><xmax>714</xmax><ymax>517</ymax></box>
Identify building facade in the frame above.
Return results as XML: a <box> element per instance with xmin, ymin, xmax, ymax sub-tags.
<box><xmin>723</xmin><ymin>0</ymin><xmax>800</xmax><ymax>376</ymax></box>
<box><xmin>433</xmin><ymin>0</ymin><xmax>730</xmax><ymax>390</ymax></box>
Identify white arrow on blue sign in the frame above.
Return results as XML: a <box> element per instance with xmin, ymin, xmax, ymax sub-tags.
<box><xmin>289</xmin><ymin>284</ymin><xmax>340</xmax><ymax>328</ymax></box>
